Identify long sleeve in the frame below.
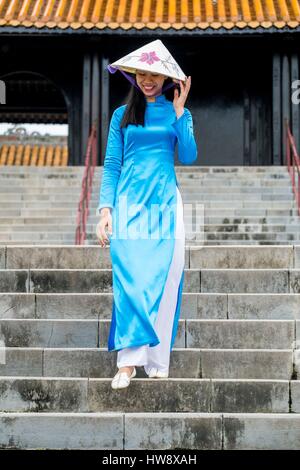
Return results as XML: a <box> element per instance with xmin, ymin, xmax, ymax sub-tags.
<box><xmin>171</xmin><ymin>107</ymin><xmax>198</xmax><ymax>164</ymax></box>
<box><xmin>96</xmin><ymin>107</ymin><xmax>124</xmax><ymax>214</ymax></box>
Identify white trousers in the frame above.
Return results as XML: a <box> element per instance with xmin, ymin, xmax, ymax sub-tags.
<box><xmin>117</xmin><ymin>186</ymin><xmax>185</xmax><ymax>374</ymax></box>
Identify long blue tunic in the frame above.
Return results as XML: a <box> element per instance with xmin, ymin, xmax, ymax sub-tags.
<box><xmin>97</xmin><ymin>93</ymin><xmax>197</xmax><ymax>352</ymax></box>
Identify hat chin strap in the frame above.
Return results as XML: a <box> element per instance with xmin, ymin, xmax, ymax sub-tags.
<box><xmin>107</xmin><ymin>64</ymin><xmax>175</xmax><ymax>93</ymax></box>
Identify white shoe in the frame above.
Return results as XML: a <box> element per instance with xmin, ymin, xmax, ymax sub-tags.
<box><xmin>147</xmin><ymin>367</ymin><xmax>169</xmax><ymax>378</ymax></box>
<box><xmin>111</xmin><ymin>367</ymin><xmax>136</xmax><ymax>389</ymax></box>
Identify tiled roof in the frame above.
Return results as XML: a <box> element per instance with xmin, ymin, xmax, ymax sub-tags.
<box><xmin>0</xmin><ymin>0</ymin><xmax>299</xmax><ymax>31</ymax></box>
<box><xmin>0</xmin><ymin>144</ymin><xmax>68</xmax><ymax>166</ymax></box>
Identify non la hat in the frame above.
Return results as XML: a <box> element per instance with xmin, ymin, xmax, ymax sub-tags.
<box><xmin>107</xmin><ymin>39</ymin><xmax>187</xmax><ymax>93</ymax></box>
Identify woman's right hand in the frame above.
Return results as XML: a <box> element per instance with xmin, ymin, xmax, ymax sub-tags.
<box><xmin>96</xmin><ymin>208</ymin><xmax>113</xmax><ymax>247</ymax></box>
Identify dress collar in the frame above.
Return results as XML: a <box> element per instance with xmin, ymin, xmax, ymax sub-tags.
<box><xmin>146</xmin><ymin>93</ymin><xmax>167</xmax><ymax>104</ymax></box>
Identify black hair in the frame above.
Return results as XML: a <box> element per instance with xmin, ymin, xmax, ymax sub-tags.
<box><xmin>119</xmin><ymin>75</ymin><xmax>176</xmax><ymax>128</ymax></box>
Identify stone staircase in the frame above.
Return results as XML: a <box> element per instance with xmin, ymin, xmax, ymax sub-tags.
<box><xmin>0</xmin><ymin>165</ymin><xmax>300</xmax><ymax>245</ymax></box>
<box><xmin>0</xmin><ymin>166</ymin><xmax>83</xmax><ymax>245</ymax></box>
<box><xmin>88</xmin><ymin>165</ymin><xmax>300</xmax><ymax>245</ymax></box>
<box><xmin>1</xmin><ymin>165</ymin><xmax>300</xmax><ymax>449</ymax></box>
<box><xmin>0</xmin><ymin>244</ymin><xmax>300</xmax><ymax>449</ymax></box>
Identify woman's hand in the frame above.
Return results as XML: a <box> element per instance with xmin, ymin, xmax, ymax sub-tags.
<box><xmin>96</xmin><ymin>208</ymin><xmax>112</xmax><ymax>247</ymax></box>
<box><xmin>173</xmin><ymin>76</ymin><xmax>191</xmax><ymax>116</ymax></box>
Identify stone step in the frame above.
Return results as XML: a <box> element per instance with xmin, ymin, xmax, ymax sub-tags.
<box><xmin>187</xmin><ymin>240</ymin><xmax>300</xmax><ymax>246</ymax></box>
<box><xmin>176</xmin><ymin>173</ymin><xmax>291</xmax><ymax>179</ymax></box>
<box><xmin>0</xmin><ymin>170</ymin><xmax>82</xmax><ymax>175</ymax></box>
<box><xmin>173</xmin><ymin>166</ymin><xmax>289</xmax><ymax>172</ymax></box>
<box><xmin>0</xmin><ymin>348</ymin><xmax>294</xmax><ymax>379</ymax></box>
<box><xmin>1</xmin><ymin>208</ymin><xmax>299</xmax><ymax>218</ymax></box>
<box><xmin>1</xmin><ymin>268</ymin><xmax>300</xmax><ymax>293</ymax></box>
<box><xmin>0</xmin><ymin>200</ymin><xmax>297</xmax><ymax>209</ymax></box>
<box><xmin>2</xmin><ymin>175</ymin><xmax>280</xmax><ymax>184</ymax></box>
<box><xmin>187</xmin><ymin>233</ymin><xmax>300</xmax><ymax>241</ymax></box>
<box><xmin>1</xmin><ymin>238</ymin><xmax>300</xmax><ymax>246</ymax></box>
<box><xmin>2</xmin><ymin>216</ymin><xmax>300</xmax><ymax>226</ymax></box>
<box><xmin>2</xmin><ymin>223</ymin><xmax>300</xmax><ymax>235</ymax></box>
<box><xmin>1</xmin><ymin>180</ymin><xmax>295</xmax><ymax>188</ymax></box>
<box><xmin>1</xmin><ymin>292</ymin><xmax>300</xmax><ymax>320</ymax></box>
<box><xmin>1</xmin><ymin>411</ymin><xmax>300</xmax><ymax>449</ymax></box>
<box><xmin>0</xmin><ymin>377</ymin><xmax>296</xmax><ymax>414</ymax></box>
<box><xmin>0</xmin><ymin>318</ymin><xmax>295</xmax><ymax>349</ymax></box>
<box><xmin>93</xmin><ymin>201</ymin><xmax>298</xmax><ymax>208</ymax></box>
<box><xmin>2</xmin><ymin>231</ymin><xmax>300</xmax><ymax>242</ymax></box>
<box><xmin>0</xmin><ymin>195</ymin><xmax>295</xmax><ymax>204</ymax></box>
<box><xmin>89</xmin><ymin>232</ymin><xmax>300</xmax><ymax>242</ymax></box>
<box><xmin>0</xmin><ymin>165</ymin><xmax>289</xmax><ymax>174</ymax></box>
<box><xmin>2</xmin><ymin>245</ymin><xmax>299</xmax><ymax>269</ymax></box>
<box><xmin>0</xmin><ymin>184</ymin><xmax>293</xmax><ymax>196</ymax></box>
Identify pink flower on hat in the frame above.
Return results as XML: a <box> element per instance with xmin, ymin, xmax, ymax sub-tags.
<box><xmin>139</xmin><ymin>51</ymin><xmax>160</xmax><ymax>65</ymax></box>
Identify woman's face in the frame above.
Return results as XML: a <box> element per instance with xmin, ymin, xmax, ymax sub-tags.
<box><xmin>135</xmin><ymin>70</ymin><xmax>167</xmax><ymax>99</ymax></box>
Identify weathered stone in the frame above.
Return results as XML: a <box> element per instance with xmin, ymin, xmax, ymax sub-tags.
<box><xmin>181</xmin><ymin>293</ymin><xmax>227</xmax><ymax>319</ymax></box>
<box><xmin>0</xmin><ymin>271</ymin><xmax>28</xmax><ymax>293</ymax></box>
<box><xmin>29</xmin><ymin>270</ymin><xmax>113</xmax><ymax>293</ymax></box>
<box><xmin>201</xmin><ymin>269</ymin><xmax>288</xmax><ymax>293</ymax></box>
<box><xmin>0</xmin><ymin>319</ymin><xmax>98</xmax><ymax>348</ymax></box>
<box><xmin>0</xmin><ymin>412</ymin><xmax>123</xmax><ymax>449</ymax></box>
<box><xmin>43</xmin><ymin>349</ymin><xmax>201</xmax><ymax>378</ymax></box>
<box><xmin>190</xmin><ymin>246</ymin><xmax>293</xmax><ymax>269</ymax></box>
<box><xmin>0</xmin><ymin>248</ymin><xmax>5</xmax><ymax>269</ymax></box>
<box><xmin>36</xmin><ymin>293</ymin><xmax>112</xmax><ymax>319</ymax></box>
<box><xmin>290</xmin><ymin>381</ymin><xmax>300</xmax><ymax>412</ymax></box>
<box><xmin>228</xmin><ymin>293</ymin><xmax>300</xmax><ymax>319</ymax></box>
<box><xmin>6</xmin><ymin>246</ymin><xmax>111</xmax><ymax>269</ymax></box>
<box><xmin>187</xmin><ymin>320</ymin><xmax>294</xmax><ymax>349</ymax></box>
<box><xmin>125</xmin><ymin>413</ymin><xmax>222</xmax><ymax>450</ymax></box>
<box><xmin>211</xmin><ymin>379</ymin><xmax>289</xmax><ymax>412</ymax></box>
<box><xmin>0</xmin><ymin>348</ymin><xmax>43</xmax><ymax>376</ymax></box>
<box><xmin>224</xmin><ymin>414</ymin><xmax>300</xmax><ymax>449</ymax></box>
<box><xmin>88</xmin><ymin>379</ymin><xmax>211</xmax><ymax>412</ymax></box>
<box><xmin>0</xmin><ymin>294</ymin><xmax>35</xmax><ymax>319</ymax></box>
<box><xmin>0</xmin><ymin>378</ymin><xmax>88</xmax><ymax>412</ymax></box>
<box><xmin>290</xmin><ymin>271</ymin><xmax>300</xmax><ymax>293</ymax></box>
<box><xmin>200</xmin><ymin>350</ymin><xmax>293</xmax><ymax>379</ymax></box>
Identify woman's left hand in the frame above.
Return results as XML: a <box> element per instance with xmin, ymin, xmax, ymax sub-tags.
<box><xmin>173</xmin><ymin>76</ymin><xmax>191</xmax><ymax>115</ymax></box>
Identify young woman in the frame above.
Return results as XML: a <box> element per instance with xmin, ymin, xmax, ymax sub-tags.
<box><xmin>96</xmin><ymin>42</ymin><xmax>197</xmax><ymax>389</ymax></box>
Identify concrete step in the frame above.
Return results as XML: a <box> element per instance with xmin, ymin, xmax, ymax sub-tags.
<box><xmin>2</xmin><ymin>223</ymin><xmax>300</xmax><ymax>234</ymax></box>
<box><xmin>0</xmin><ymin>201</ymin><xmax>297</xmax><ymax>210</ymax></box>
<box><xmin>2</xmin><ymin>239</ymin><xmax>300</xmax><ymax>246</ymax></box>
<box><xmin>1</xmin><ymin>292</ymin><xmax>300</xmax><ymax>320</ymax></box>
<box><xmin>0</xmin><ymin>376</ymin><xmax>296</xmax><ymax>414</ymax></box>
<box><xmin>0</xmin><ymin>165</ymin><xmax>289</xmax><ymax>174</ymax></box>
<box><xmin>0</xmin><ymin>194</ymin><xmax>295</xmax><ymax>204</ymax></box>
<box><xmin>5</xmin><ymin>215</ymin><xmax>300</xmax><ymax>225</ymax></box>
<box><xmin>0</xmin><ymin>183</ymin><xmax>295</xmax><ymax>191</ymax></box>
<box><xmin>1</xmin><ymin>411</ymin><xmax>300</xmax><ymax>449</ymax></box>
<box><xmin>1</xmin><ymin>268</ymin><xmax>300</xmax><ymax>293</ymax></box>
<box><xmin>1</xmin><ymin>186</ymin><xmax>295</xmax><ymax>195</ymax></box>
<box><xmin>176</xmin><ymin>174</ymin><xmax>292</xmax><ymax>180</ymax></box>
<box><xmin>187</xmin><ymin>240</ymin><xmax>300</xmax><ymax>246</ymax></box>
<box><xmin>1</xmin><ymin>208</ymin><xmax>299</xmax><ymax>218</ymax></box>
<box><xmin>2</xmin><ymin>230</ymin><xmax>300</xmax><ymax>242</ymax></box>
<box><xmin>2</xmin><ymin>244</ymin><xmax>299</xmax><ymax>269</ymax></box>
<box><xmin>0</xmin><ymin>318</ymin><xmax>295</xmax><ymax>349</ymax></box>
<box><xmin>0</xmin><ymin>348</ymin><xmax>294</xmax><ymax>380</ymax></box>
<box><xmin>88</xmin><ymin>232</ymin><xmax>300</xmax><ymax>242</ymax></box>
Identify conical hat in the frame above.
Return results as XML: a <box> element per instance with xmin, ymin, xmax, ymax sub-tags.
<box><xmin>107</xmin><ymin>39</ymin><xmax>187</xmax><ymax>92</ymax></box>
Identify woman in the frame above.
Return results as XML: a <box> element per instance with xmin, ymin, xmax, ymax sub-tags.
<box><xmin>96</xmin><ymin>40</ymin><xmax>197</xmax><ymax>390</ymax></box>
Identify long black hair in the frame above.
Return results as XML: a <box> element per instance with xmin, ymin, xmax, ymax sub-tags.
<box><xmin>120</xmin><ymin>75</ymin><xmax>176</xmax><ymax>128</ymax></box>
